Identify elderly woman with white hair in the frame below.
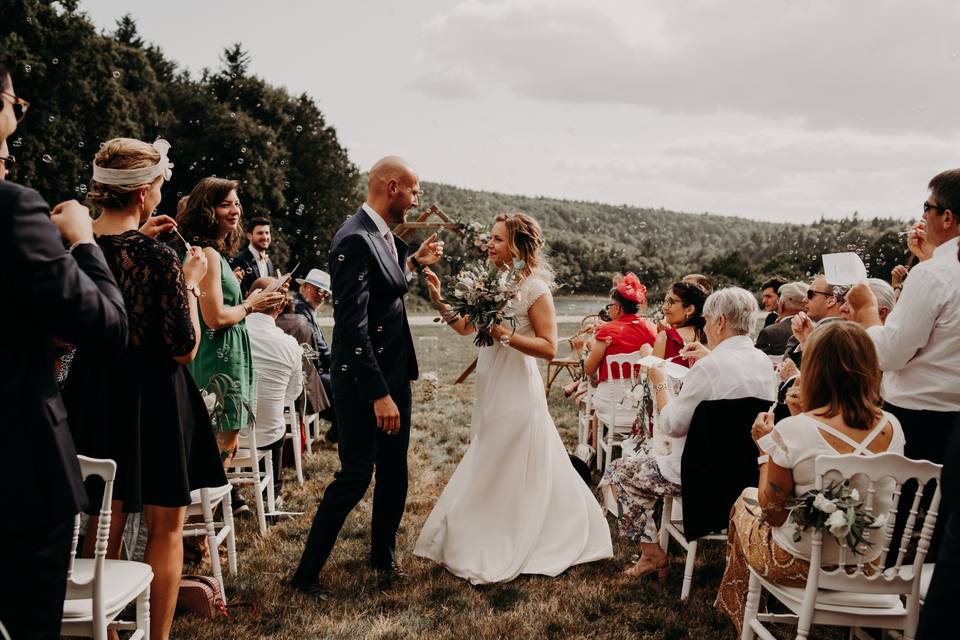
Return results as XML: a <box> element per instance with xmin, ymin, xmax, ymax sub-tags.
<box><xmin>841</xmin><ymin>277</ymin><xmax>896</xmax><ymax>324</ymax></box>
<box><xmin>600</xmin><ymin>287</ymin><xmax>778</xmax><ymax>579</ymax></box>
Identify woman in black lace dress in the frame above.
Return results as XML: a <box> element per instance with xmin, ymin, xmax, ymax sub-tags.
<box><xmin>62</xmin><ymin>138</ymin><xmax>226</xmax><ymax>640</ymax></box>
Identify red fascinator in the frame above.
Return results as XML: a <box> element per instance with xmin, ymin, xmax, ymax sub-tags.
<box><xmin>616</xmin><ymin>272</ymin><xmax>647</xmax><ymax>304</ymax></box>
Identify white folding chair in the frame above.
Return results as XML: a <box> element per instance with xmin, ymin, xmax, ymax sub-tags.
<box><xmin>226</xmin><ymin>372</ymin><xmax>275</xmax><ymax>534</ymax></box>
<box><xmin>183</xmin><ymin>484</ymin><xmax>237</xmax><ymax>600</ymax></box>
<box><xmin>61</xmin><ymin>456</ymin><xmax>153</xmax><ymax>640</ymax></box>
<box><xmin>284</xmin><ymin>402</ymin><xmax>305</xmax><ymax>486</ymax></box>
<box><xmin>595</xmin><ymin>350</ymin><xmax>644</xmax><ymax>472</ymax></box>
<box><xmin>659</xmin><ymin>495</ymin><xmax>727</xmax><ymax>602</ymax></box>
<box><xmin>742</xmin><ymin>453</ymin><xmax>942</xmax><ymax>640</ymax></box>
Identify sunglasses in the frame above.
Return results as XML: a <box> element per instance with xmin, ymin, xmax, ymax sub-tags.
<box><xmin>0</xmin><ymin>91</ymin><xmax>29</xmax><ymax>124</ymax></box>
<box><xmin>923</xmin><ymin>201</ymin><xmax>948</xmax><ymax>214</ymax></box>
<box><xmin>0</xmin><ymin>154</ymin><xmax>13</xmax><ymax>168</ymax></box>
<box><xmin>806</xmin><ymin>289</ymin><xmax>833</xmax><ymax>300</ymax></box>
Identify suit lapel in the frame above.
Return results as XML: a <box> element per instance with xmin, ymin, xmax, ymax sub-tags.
<box><xmin>357</xmin><ymin>208</ymin><xmax>406</xmax><ymax>289</ymax></box>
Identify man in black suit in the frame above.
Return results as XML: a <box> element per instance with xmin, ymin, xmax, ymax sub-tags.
<box><xmin>230</xmin><ymin>215</ymin><xmax>277</xmax><ymax>297</ymax></box>
<box><xmin>755</xmin><ymin>281</ymin><xmax>807</xmax><ymax>355</ymax></box>
<box><xmin>0</xmin><ymin>57</ymin><xmax>128</xmax><ymax>640</ymax></box>
<box><xmin>292</xmin><ymin>156</ymin><xmax>443</xmax><ymax>593</ymax></box>
<box><xmin>759</xmin><ymin>276</ymin><xmax>787</xmax><ymax>328</ymax></box>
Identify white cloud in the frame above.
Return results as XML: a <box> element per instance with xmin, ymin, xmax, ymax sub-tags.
<box><xmin>413</xmin><ymin>0</ymin><xmax>960</xmax><ymax>134</ymax></box>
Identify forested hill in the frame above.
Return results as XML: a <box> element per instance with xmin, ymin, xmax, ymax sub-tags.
<box><xmin>420</xmin><ymin>181</ymin><xmax>911</xmax><ymax>295</ymax></box>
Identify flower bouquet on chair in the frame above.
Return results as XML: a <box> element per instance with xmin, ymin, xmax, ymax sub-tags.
<box><xmin>436</xmin><ymin>258</ymin><xmax>525</xmax><ymax>347</ymax></box>
<box><xmin>747</xmin><ymin>479</ymin><xmax>886</xmax><ymax>554</ymax></box>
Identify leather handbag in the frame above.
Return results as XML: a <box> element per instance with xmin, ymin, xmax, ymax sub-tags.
<box><xmin>177</xmin><ymin>575</ymin><xmax>227</xmax><ymax>619</ymax></box>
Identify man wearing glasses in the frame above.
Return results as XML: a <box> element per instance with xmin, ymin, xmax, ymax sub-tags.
<box><xmin>0</xmin><ymin>54</ymin><xmax>127</xmax><ymax>640</ymax></box>
<box><xmin>0</xmin><ymin>138</ymin><xmax>12</xmax><ymax>181</ymax></box>
<box><xmin>781</xmin><ymin>274</ymin><xmax>847</xmax><ymax>366</ymax></box>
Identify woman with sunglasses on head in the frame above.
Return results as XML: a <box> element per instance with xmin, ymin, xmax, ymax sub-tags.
<box><xmin>62</xmin><ymin>138</ymin><xmax>226</xmax><ymax>640</ymax></box>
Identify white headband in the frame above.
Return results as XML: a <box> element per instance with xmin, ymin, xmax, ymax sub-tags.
<box><xmin>91</xmin><ymin>139</ymin><xmax>173</xmax><ymax>186</ymax></box>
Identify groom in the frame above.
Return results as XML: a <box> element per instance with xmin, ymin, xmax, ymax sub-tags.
<box><xmin>292</xmin><ymin>156</ymin><xmax>443</xmax><ymax>593</ymax></box>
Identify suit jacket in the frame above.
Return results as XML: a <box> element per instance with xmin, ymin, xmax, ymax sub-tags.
<box><xmin>0</xmin><ymin>181</ymin><xmax>128</xmax><ymax>527</ymax></box>
<box><xmin>230</xmin><ymin>245</ymin><xmax>277</xmax><ymax>297</ymax></box>
<box><xmin>680</xmin><ymin>397</ymin><xmax>772</xmax><ymax>540</ymax></box>
<box><xmin>294</xmin><ymin>293</ymin><xmax>331</xmax><ymax>374</ymax></box>
<box><xmin>328</xmin><ymin>207</ymin><xmax>418</xmax><ymax>401</ymax></box>
<box><xmin>755</xmin><ymin>314</ymin><xmax>795</xmax><ymax>356</ymax></box>
<box><xmin>276</xmin><ymin>309</ymin><xmax>328</xmax><ymax>414</ymax></box>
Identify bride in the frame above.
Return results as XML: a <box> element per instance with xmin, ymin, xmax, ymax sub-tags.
<box><xmin>414</xmin><ymin>212</ymin><xmax>612</xmax><ymax>584</ymax></box>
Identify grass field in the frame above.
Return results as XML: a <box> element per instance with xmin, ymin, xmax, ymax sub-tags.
<box><xmin>171</xmin><ymin>323</ymin><xmax>844</xmax><ymax>640</ymax></box>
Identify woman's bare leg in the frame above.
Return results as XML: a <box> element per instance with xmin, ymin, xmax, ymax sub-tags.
<box><xmin>143</xmin><ymin>505</ymin><xmax>188</xmax><ymax>640</ymax></box>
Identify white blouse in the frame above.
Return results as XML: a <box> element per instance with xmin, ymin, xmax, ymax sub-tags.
<box><xmin>758</xmin><ymin>412</ymin><xmax>906</xmax><ymax>564</ymax></box>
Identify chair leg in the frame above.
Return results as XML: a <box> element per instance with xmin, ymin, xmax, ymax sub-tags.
<box><xmin>741</xmin><ymin>572</ymin><xmax>762</xmax><ymax>640</ymax></box>
<box><xmin>223</xmin><ymin>492</ymin><xmax>237</xmax><ymax>576</ymax></box>
<box><xmin>265</xmin><ymin>452</ymin><xmax>276</xmax><ymax>514</ymax></box>
<box><xmin>292</xmin><ymin>428</ymin><xmax>304</xmax><ymax>486</ymax></box>
<box><xmin>594</xmin><ymin>418</ymin><xmax>603</xmax><ymax>472</ymax></box>
<box><xmin>137</xmin><ymin>583</ymin><xmax>151</xmax><ymax>640</ymax></box>
<box><xmin>659</xmin><ymin>497</ymin><xmax>672</xmax><ymax>553</ymax></box>
<box><xmin>251</xmin><ymin>470</ymin><xmax>267</xmax><ymax>535</ymax></box>
<box><xmin>681</xmin><ymin>539</ymin><xmax>697</xmax><ymax>601</ymax></box>
<box><xmin>200</xmin><ymin>489</ymin><xmax>225</xmax><ymax>602</ymax></box>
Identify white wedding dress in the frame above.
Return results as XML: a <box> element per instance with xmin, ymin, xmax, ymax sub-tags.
<box><xmin>414</xmin><ymin>276</ymin><xmax>613</xmax><ymax>584</ymax></box>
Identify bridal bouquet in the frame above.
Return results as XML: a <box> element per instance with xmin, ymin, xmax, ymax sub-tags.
<box><xmin>437</xmin><ymin>258</ymin><xmax>525</xmax><ymax>347</ymax></box>
<box><xmin>747</xmin><ymin>479</ymin><xmax>887</xmax><ymax>555</ymax></box>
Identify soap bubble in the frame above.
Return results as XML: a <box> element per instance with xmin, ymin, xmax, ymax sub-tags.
<box><xmin>354</xmin><ymin>347</ymin><xmax>362</xmax><ymax>355</ymax></box>
<box><xmin>112</xmin><ymin>71</ymin><xmax>121</xmax><ymax>79</ymax></box>
<box><xmin>41</xmin><ymin>154</ymin><xmax>52</xmax><ymax>163</ymax></box>
<box><xmin>337</xmin><ymin>254</ymin><xmax>345</xmax><ymax>262</ymax></box>
<box><xmin>51</xmin><ymin>58</ymin><xmax>59</xmax><ymax>65</ymax></box>
<box><xmin>340</xmin><ymin>364</ymin><xmax>348</xmax><ymax>371</ymax></box>
<box><xmin>295</xmin><ymin>125</ymin><xmax>303</xmax><ymax>132</ymax></box>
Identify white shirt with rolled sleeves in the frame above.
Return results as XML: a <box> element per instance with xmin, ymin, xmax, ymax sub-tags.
<box><xmin>246</xmin><ymin>312</ymin><xmax>304</xmax><ymax>447</ymax></box>
<box><xmin>867</xmin><ymin>236</ymin><xmax>960</xmax><ymax>412</ymax></box>
<box><xmin>655</xmin><ymin>335</ymin><xmax>778</xmax><ymax>485</ymax></box>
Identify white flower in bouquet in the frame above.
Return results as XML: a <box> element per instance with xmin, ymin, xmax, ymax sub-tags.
<box><xmin>812</xmin><ymin>493</ymin><xmax>838</xmax><ymax>514</ymax></box>
<box><xmin>849</xmin><ymin>488</ymin><xmax>860</xmax><ymax>501</ymax></box>
<box><xmin>872</xmin><ymin>513</ymin><xmax>888</xmax><ymax>530</ymax></box>
<box><xmin>200</xmin><ymin>389</ymin><xmax>218</xmax><ymax>415</ymax></box>
<box><xmin>438</xmin><ymin>258</ymin><xmax>526</xmax><ymax>347</ymax></box>
<box><xmin>826</xmin><ymin>510</ymin><xmax>850</xmax><ymax>538</ymax></box>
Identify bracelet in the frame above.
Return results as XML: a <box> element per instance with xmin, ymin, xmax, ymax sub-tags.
<box><xmin>67</xmin><ymin>240</ymin><xmax>95</xmax><ymax>253</ymax></box>
<box><xmin>653</xmin><ymin>382</ymin><xmax>668</xmax><ymax>393</ymax></box>
<box><xmin>410</xmin><ymin>255</ymin><xmax>423</xmax><ymax>271</ymax></box>
<box><xmin>757</xmin><ymin>454</ymin><xmax>769</xmax><ymax>465</ymax></box>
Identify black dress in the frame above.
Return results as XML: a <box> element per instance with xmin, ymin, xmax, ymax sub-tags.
<box><xmin>64</xmin><ymin>230</ymin><xmax>226</xmax><ymax>512</ymax></box>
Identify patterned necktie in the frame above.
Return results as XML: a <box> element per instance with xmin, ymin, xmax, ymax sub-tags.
<box><xmin>383</xmin><ymin>231</ymin><xmax>399</xmax><ymax>264</ymax></box>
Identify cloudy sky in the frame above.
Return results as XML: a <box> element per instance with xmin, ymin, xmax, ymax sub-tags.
<box><xmin>82</xmin><ymin>0</ymin><xmax>958</xmax><ymax>223</ymax></box>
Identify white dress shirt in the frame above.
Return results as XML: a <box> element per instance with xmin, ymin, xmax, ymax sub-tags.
<box><xmin>248</xmin><ymin>243</ymin><xmax>269</xmax><ymax>277</ymax></box>
<box><xmin>867</xmin><ymin>236</ymin><xmax>960</xmax><ymax>412</ymax></box>
<box><xmin>246</xmin><ymin>313</ymin><xmax>304</xmax><ymax>447</ymax></box>
<box><xmin>656</xmin><ymin>335</ymin><xmax>778</xmax><ymax>485</ymax></box>
<box><xmin>362</xmin><ymin>202</ymin><xmax>414</xmax><ymax>280</ymax></box>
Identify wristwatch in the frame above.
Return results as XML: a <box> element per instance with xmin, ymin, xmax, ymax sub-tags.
<box><xmin>186</xmin><ymin>283</ymin><xmax>201</xmax><ymax>299</ymax></box>
<box><xmin>409</xmin><ymin>254</ymin><xmax>423</xmax><ymax>271</ymax></box>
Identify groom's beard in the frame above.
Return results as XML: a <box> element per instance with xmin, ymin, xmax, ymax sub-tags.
<box><xmin>385</xmin><ymin>203</ymin><xmax>408</xmax><ymax>226</ymax></box>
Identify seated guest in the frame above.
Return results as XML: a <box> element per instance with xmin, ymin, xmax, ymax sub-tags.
<box><xmin>582</xmin><ymin>273</ymin><xmax>657</xmax><ymax>425</ymax></box>
<box><xmin>840</xmin><ymin>277</ymin><xmax>896</xmax><ymax>324</ymax></box>
<box><xmin>755</xmin><ymin>281</ymin><xmax>807</xmax><ymax>355</ymax></box>
<box><xmin>276</xmin><ymin>291</ymin><xmax>330</xmax><ymax>419</ymax></box>
<box><xmin>600</xmin><ymin>287</ymin><xmax>777</xmax><ymax>578</ymax></box>
<box><xmin>246</xmin><ymin>277</ymin><xmax>304</xmax><ymax>496</ymax></box>
<box><xmin>783</xmin><ymin>275</ymin><xmax>847</xmax><ymax>366</ymax></box>
<box><xmin>759</xmin><ymin>276</ymin><xmax>788</xmax><ymax>328</ymax></box>
<box><xmin>294</xmin><ymin>267</ymin><xmax>338</xmax><ymax>441</ymax></box>
<box><xmin>682</xmin><ymin>272</ymin><xmax>713</xmax><ymax>295</ymax></box>
<box><xmin>652</xmin><ymin>280</ymin><xmax>707</xmax><ymax>366</ymax></box>
<box><xmin>715</xmin><ymin>321</ymin><xmax>906</xmax><ymax>635</ymax></box>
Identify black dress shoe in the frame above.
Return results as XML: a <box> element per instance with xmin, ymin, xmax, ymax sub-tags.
<box><xmin>369</xmin><ymin>561</ymin><xmax>409</xmax><ymax>580</ymax></box>
<box><xmin>290</xmin><ymin>579</ymin><xmax>330</xmax><ymax>600</ymax></box>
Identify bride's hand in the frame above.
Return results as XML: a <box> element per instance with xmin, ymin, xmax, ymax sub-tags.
<box><xmin>423</xmin><ymin>267</ymin><xmax>443</xmax><ymax>304</ymax></box>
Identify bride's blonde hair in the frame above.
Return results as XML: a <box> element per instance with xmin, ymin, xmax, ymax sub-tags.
<box><xmin>494</xmin><ymin>212</ymin><xmax>554</xmax><ymax>286</ymax></box>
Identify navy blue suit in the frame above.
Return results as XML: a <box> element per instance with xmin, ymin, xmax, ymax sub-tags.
<box><xmin>293</xmin><ymin>208</ymin><xmax>418</xmax><ymax>584</ymax></box>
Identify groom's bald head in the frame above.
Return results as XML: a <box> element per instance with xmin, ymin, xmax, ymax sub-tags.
<box><xmin>367</xmin><ymin>155</ymin><xmax>420</xmax><ymax>224</ymax></box>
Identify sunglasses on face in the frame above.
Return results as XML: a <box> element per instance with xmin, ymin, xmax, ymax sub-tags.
<box><xmin>923</xmin><ymin>201</ymin><xmax>948</xmax><ymax>214</ymax></box>
<box><xmin>806</xmin><ymin>289</ymin><xmax>833</xmax><ymax>300</ymax></box>
<box><xmin>0</xmin><ymin>91</ymin><xmax>29</xmax><ymax>124</ymax></box>
<box><xmin>0</xmin><ymin>154</ymin><xmax>13</xmax><ymax>169</ymax></box>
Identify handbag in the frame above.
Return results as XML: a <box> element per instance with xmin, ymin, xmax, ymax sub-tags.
<box><xmin>177</xmin><ymin>575</ymin><xmax>227</xmax><ymax>619</ymax></box>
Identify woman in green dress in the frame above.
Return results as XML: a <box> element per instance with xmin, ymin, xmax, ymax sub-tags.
<box><xmin>176</xmin><ymin>177</ymin><xmax>284</xmax><ymax>463</ymax></box>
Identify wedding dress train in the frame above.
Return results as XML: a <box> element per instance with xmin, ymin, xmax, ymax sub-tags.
<box><xmin>414</xmin><ymin>276</ymin><xmax>613</xmax><ymax>584</ymax></box>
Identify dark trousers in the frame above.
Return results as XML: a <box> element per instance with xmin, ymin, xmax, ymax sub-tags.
<box><xmin>259</xmin><ymin>436</ymin><xmax>285</xmax><ymax>495</ymax></box>
<box><xmin>885</xmin><ymin>403</ymin><xmax>958</xmax><ymax>563</ymax></box>
<box><xmin>293</xmin><ymin>383</ymin><xmax>411</xmax><ymax>585</ymax></box>
<box><xmin>0</xmin><ymin>517</ymin><xmax>75</xmax><ymax>640</ymax></box>
<box><xmin>917</xmin><ymin>418</ymin><xmax>960</xmax><ymax>638</ymax></box>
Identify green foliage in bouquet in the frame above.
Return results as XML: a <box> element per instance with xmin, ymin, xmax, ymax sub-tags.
<box><xmin>200</xmin><ymin>373</ymin><xmax>255</xmax><ymax>433</ymax></box>
<box><xmin>745</xmin><ymin>479</ymin><xmax>886</xmax><ymax>556</ymax></box>
<box><xmin>437</xmin><ymin>259</ymin><xmax>526</xmax><ymax>347</ymax></box>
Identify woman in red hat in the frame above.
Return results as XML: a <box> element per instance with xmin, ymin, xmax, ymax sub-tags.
<box><xmin>582</xmin><ymin>273</ymin><xmax>657</xmax><ymax>429</ymax></box>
